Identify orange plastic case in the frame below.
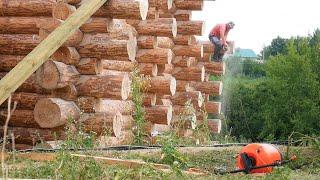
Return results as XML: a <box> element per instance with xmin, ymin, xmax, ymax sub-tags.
<box><xmin>236</xmin><ymin>143</ymin><xmax>283</xmax><ymax>173</ymax></box>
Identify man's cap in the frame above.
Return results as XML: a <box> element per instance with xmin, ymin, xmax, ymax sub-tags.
<box><xmin>228</xmin><ymin>21</ymin><xmax>235</xmax><ymax>28</ymax></box>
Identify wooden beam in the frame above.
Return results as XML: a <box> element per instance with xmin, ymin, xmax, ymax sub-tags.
<box><xmin>0</xmin><ymin>0</ymin><xmax>108</xmax><ymax>105</ymax></box>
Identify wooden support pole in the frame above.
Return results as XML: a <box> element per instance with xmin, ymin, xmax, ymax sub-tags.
<box><xmin>0</xmin><ymin>0</ymin><xmax>108</xmax><ymax>105</ymax></box>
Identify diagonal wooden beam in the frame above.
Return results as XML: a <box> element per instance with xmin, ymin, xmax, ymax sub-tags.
<box><xmin>0</xmin><ymin>0</ymin><xmax>108</xmax><ymax>105</ymax></box>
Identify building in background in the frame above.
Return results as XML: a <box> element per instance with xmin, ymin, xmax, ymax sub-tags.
<box><xmin>233</xmin><ymin>48</ymin><xmax>259</xmax><ymax>61</ymax></box>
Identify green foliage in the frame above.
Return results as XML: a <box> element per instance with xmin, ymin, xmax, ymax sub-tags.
<box><xmin>130</xmin><ymin>68</ymin><xmax>148</xmax><ymax>145</ymax></box>
<box><xmin>225</xmin><ymin>30</ymin><xmax>320</xmax><ymax>140</ymax></box>
<box><xmin>262</xmin><ymin>36</ymin><xmax>289</xmax><ymax>59</ymax></box>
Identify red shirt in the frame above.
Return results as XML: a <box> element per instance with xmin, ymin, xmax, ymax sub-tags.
<box><xmin>209</xmin><ymin>24</ymin><xmax>230</xmax><ymax>40</ymax></box>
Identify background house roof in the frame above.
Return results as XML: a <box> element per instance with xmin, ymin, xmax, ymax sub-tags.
<box><xmin>234</xmin><ymin>48</ymin><xmax>258</xmax><ymax>58</ymax></box>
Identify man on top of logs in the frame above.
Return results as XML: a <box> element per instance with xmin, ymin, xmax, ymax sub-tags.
<box><xmin>208</xmin><ymin>21</ymin><xmax>235</xmax><ymax>62</ymax></box>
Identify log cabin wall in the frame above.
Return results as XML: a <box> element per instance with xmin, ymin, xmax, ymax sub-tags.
<box><xmin>0</xmin><ymin>0</ymin><xmax>224</xmax><ymax>148</ymax></box>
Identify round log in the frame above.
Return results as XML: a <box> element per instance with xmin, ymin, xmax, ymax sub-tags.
<box><xmin>0</xmin><ymin>109</ymin><xmax>39</xmax><ymax>128</ymax></box>
<box><xmin>76</xmin><ymin>58</ymin><xmax>100</xmax><ymax>75</ymax></box>
<box><xmin>147</xmin><ymin>76</ymin><xmax>176</xmax><ymax>96</ymax></box>
<box><xmin>0</xmin><ymin>34</ymin><xmax>40</xmax><ymax>55</ymax></box>
<box><xmin>173</xmin><ymin>44</ymin><xmax>203</xmax><ymax>58</ymax></box>
<box><xmin>172</xmin><ymin>64</ymin><xmax>205</xmax><ymax>82</ymax></box>
<box><xmin>189</xmin><ymin>81</ymin><xmax>223</xmax><ymax>96</ymax></box>
<box><xmin>52</xmin><ymin>84</ymin><xmax>78</xmax><ymax>101</ymax></box>
<box><xmin>134</xmin><ymin>18</ymin><xmax>177</xmax><ymax>37</ymax></box>
<box><xmin>0</xmin><ymin>55</ymin><xmax>24</xmax><ymax>71</ymax></box>
<box><xmin>80</xmin><ymin>18</ymin><xmax>110</xmax><ymax>33</ymax></box>
<box><xmin>157</xmin><ymin>37</ymin><xmax>174</xmax><ymax>49</ymax></box>
<box><xmin>76</xmin><ymin>74</ymin><xmax>131</xmax><ymax>100</ymax></box>
<box><xmin>143</xmin><ymin>93</ymin><xmax>157</xmax><ymax>107</ymax></box>
<box><xmin>1</xmin><ymin>92</ymin><xmax>46</xmax><ymax>110</ymax></box>
<box><xmin>34</xmin><ymin>98</ymin><xmax>81</xmax><ymax>128</ymax></box>
<box><xmin>176</xmin><ymin>80</ymin><xmax>189</xmax><ymax>91</ymax></box>
<box><xmin>93</xmin><ymin>0</ymin><xmax>149</xmax><ymax>20</ymax></box>
<box><xmin>173</xmin><ymin>35</ymin><xmax>192</xmax><ymax>45</ymax></box>
<box><xmin>76</xmin><ymin>97</ymin><xmax>97</xmax><ymax>113</ymax></box>
<box><xmin>197</xmin><ymin>40</ymin><xmax>214</xmax><ymax>53</ymax></box>
<box><xmin>53</xmin><ymin>2</ymin><xmax>76</xmax><ymax>20</ymax></box>
<box><xmin>208</xmin><ymin>119</ymin><xmax>222</xmax><ymax>134</ymax></box>
<box><xmin>157</xmin><ymin>64</ymin><xmax>174</xmax><ymax>75</ymax></box>
<box><xmin>136</xmin><ymin>48</ymin><xmax>173</xmax><ymax>64</ymax></box>
<box><xmin>172</xmin><ymin>56</ymin><xmax>197</xmax><ymax>67</ymax></box>
<box><xmin>97</xmin><ymin>60</ymin><xmax>135</xmax><ymax>73</ymax></box>
<box><xmin>77</xmin><ymin>34</ymin><xmax>137</xmax><ymax>61</ymax></box>
<box><xmin>146</xmin><ymin>7</ymin><xmax>159</xmax><ymax>19</ymax></box>
<box><xmin>137</xmin><ymin>36</ymin><xmax>158</xmax><ymax>49</ymax></box>
<box><xmin>200</xmin><ymin>62</ymin><xmax>225</xmax><ymax>75</ymax></box>
<box><xmin>0</xmin><ymin>17</ymin><xmax>51</xmax><ymax>34</ymax></box>
<box><xmin>204</xmin><ymin>102</ymin><xmax>222</xmax><ymax>115</ymax></box>
<box><xmin>171</xmin><ymin>91</ymin><xmax>203</xmax><ymax>107</ymax></box>
<box><xmin>94</xmin><ymin>99</ymin><xmax>134</xmax><ymax>115</ymax></box>
<box><xmin>36</xmin><ymin>60</ymin><xmax>80</xmax><ymax>90</ymax></box>
<box><xmin>144</xmin><ymin>105</ymin><xmax>172</xmax><ymax>125</ymax></box>
<box><xmin>0</xmin><ymin>126</ymin><xmax>65</xmax><ymax>145</ymax></box>
<box><xmin>138</xmin><ymin>63</ymin><xmax>158</xmax><ymax>77</ymax></box>
<box><xmin>80</xmin><ymin>112</ymin><xmax>123</xmax><ymax>137</ymax></box>
<box><xmin>197</xmin><ymin>53</ymin><xmax>211</xmax><ymax>62</ymax></box>
<box><xmin>0</xmin><ymin>0</ymin><xmax>55</xmax><ymax>16</ymax></box>
<box><xmin>174</xmin><ymin>10</ymin><xmax>192</xmax><ymax>21</ymax></box>
<box><xmin>149</xmin><ymin>0</ymin><xmax>173</xmax><ymax>10</ymax></box>
<box><xmin>52</xmin><ymin>47</ymin><xmax>80</xmax><ymax>65</ymax></box>
<box><xmin>177</xmin><ymin>21</ymin><xmax>205</xmax><ymax>36</ymax></box>
<box><xmin>174</xmin><ymin>0</ymin><xmax>203</xmax><ymax>11</ymax></box>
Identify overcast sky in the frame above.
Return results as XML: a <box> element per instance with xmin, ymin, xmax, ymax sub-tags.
<box><xmin>192</xmin><ymin>0</ymin><xmax>320</xmax><ymax>54</ymax></box>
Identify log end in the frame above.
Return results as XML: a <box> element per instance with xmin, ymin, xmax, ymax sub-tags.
<box><xmin>139</xmin><ymin>0</ymin><xmax>149</xmax><ymax>20</ymax></box>
<box><xmin>170</xmin><ymin>77</ymin><xmax>177</xmax><ymax>96</ymax></box>
<box><xmin>172</xmin><ymin>18</ymin><xmax>177</xmax><ymax>38</ymax></box>
<box><xmin>34</xmin><ymin>98</ymin><xmax>80</xmax><ymax>128</ymax></box>
<box><xmin>167</xmin><ymin>49</ymin><xmax>173</xmax><ymax>64</ymax></box>
<box><xmin>113</xmin><ymin>112</ymin><xmax>124</xmax><ymax>137</ymax></box>
<box><xmin>121</xmin><ymin>73</ymin><xmax>132</xmax><ymax>100</ymax></box>
<box><xmin>200</xmin><ymin>65</ymin><xmax>205</xmax><ymax>82</ymax></box>
<box><xmin>53</xmin><ymin>2</ymin><xmax>76</xmax><ymax>20</ymax></box>
<box><xmin>167</xmin><ymin>105</ymin><xmax>173</xmax><ymax>125</ymax></box>
<box><xmin>218</xmin><ymin>81</ymin><xmax>223</xmax><ymax>96</ymax></box>
<box><xmin>200</xmin><ymin>45</ymin><xmax>204</xmax><ymax>58</ymax></box>
<box><xmin>168</xmin><ymin>0</ymin><xmax>173</xmax><ymax>10</ymax></box>
<box><xmin>36</xmin><ymin>61</ymin><xmax>60</xmax><ymax>90</ymax></box>
<box><xmin>152</xmin><ymin>64</ymin><xmax>158</xmax><ymax>77</ymax></box>
<box><xmin>208</xmin><ymin>119</ymin><xmax>222</xmax><ymax>134</ymax></box>
<box><xmin>127</xmin><ymin>37</ymin><xmax>137</xmax><ymax>61</ymax></box>
<box><xmin>198</xmin><ymin>92</ymin><xmax>204</xmax><ymax>108</ymax></box>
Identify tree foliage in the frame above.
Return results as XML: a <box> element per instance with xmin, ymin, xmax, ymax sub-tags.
<box><xmin>225</xmin><ymin>30</ymin><xmax>320</xmax><ymax>140</ymax></box>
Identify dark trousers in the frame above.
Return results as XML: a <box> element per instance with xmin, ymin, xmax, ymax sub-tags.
<box><xmin>208</xmin><ymin>34</ymin><xmax>224</xmax><ymax>62</ymax></box>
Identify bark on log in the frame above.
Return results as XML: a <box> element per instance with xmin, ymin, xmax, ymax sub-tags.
<box><xmin>53</xmin><ymin>2</ymin><xmax>76</xmax><ymax>20</ymax></box>
<box><xmin>52</xmin><ymin>84</ymin><xmax>78</xmax><ymax>101</ymax></box>
<box><xmin>197</xmin><ymin>53</ymin><xmax>211</xmax><ymax>62</ymax></box>
<box><xmin>76</xmin><ymin>74</ymin><xmax>131</xmax><ymax>100</ymax></box>
<box><xmin>133</xmin><ymin>18</ymin><xmax>177</xmax><ymax>37</ymax></box>
<box><xmin>138</xmin><ymin>63</ymin><xmax>158</xmax><ymax>77</ymax></box>
<box><xmin>171</xmin><ymin>91</ymin><xmax>203</xmax><ymax>107</ymax></box>
<box><xmin>80</xmin><ymin>18</ymin><xmax>110</xmax><ymax>33</ymax></box>
<box><xmin>0</xmin><ymin>126</ymin><xmax>65</xmax><ymax>145</ymax></box>
<box><xmin>198</xmin><ymin>40</ymin><xmax>214</xmax><ymax>53</ymax></box>
<box><xmin>136</xmin><ymin>48</ymin><xmax>173</xmax><ymax>64</ymax></box>
<box><xmin>144</xmin><ymin>105</ymin><xmax>172</xmax><ymax>125</ymax></box>
<box><xmin>0</xmin><ymin>0</ymin><xmax>55</xmax><ymax>16</ymax></box>
<box><xmin>137</xmin><ymin>36</ymin><xmax>158</xmax><ymax>49</ymax></box>
<box><xmin>177</xmin><ymin>21</ymin><xmax>205</xmax><ymax>36</ymax></box>
<box><xmin>157</xmin><ymin>37</ymin><xmax>174</xmax><ymax>49</ymax></box>
<box><xmin>147</xmin><ymin>76</ymin><xmax>176</xmax><ymax>96</ymax></box>
<box><xmin>174</xmin><ymin>10</ymin><xmax>192</xmax><ymax>21</ymax></box>
<box><xmin>174</xmin><ymin>0</ymin><xmax>203</xmax><ymax>11</ymax></box>
<box><xmin>173</xmin><ymin>35</ymin><xmax>192</xmax><ymax>45</ymax></box>
<box><xmin>80</xmin><ymin>112</ymin><xmax>123</xmax><ymax>137</ymax></box>
<box><xmin>121</xmin><ymin>115</ymin><xmax>135</xmax><ymax>131</ymax></box>
<box><xmin>1</xmin><ymin>92</ymin><xmax>46</xmax><ymax>110</ymax></box>
<box><xmin>0</xmin><ymin>55</ymin><xmax>24</xmax><ymax>71</ymax></box>
<box><xmin>93</xmin><ymin>0</ymin><xmax>149</xmax><ymax>20</ymax></box>
<box><xmin>36</xmin><ymin>60</ymin><xmax>80</xmax><ymax>90</ymax></box>
<box><xmin>94</xmin><ymin>99</ymin><xmax>134</xmax><ymax>115</ymax></box>
<box><xmin>173</xmin><ymin>105</ymin><xmax>195</xmax><ymax>116</ymax></box>
<box><xmin>189</xmin><ymin>81</ymin><xmax>223</xmax><ymax>96</ymax></box>
<box><xmin>76</xmin><ymin>97</ymin><xmax>97</xmax><ymax>113</ymax></box>
<box><xmin>0</xmin><ymin>109</ymin><xmax>39</xmax><ymax>128</ymax></box>
<box><xmin>204</xmin><ymin>102</ymin><xmax>221</xmax><ymax>115</ymax></box>
<box><xmin>149</xmin><ymin>0</ymin><xmax>173</xmax><ymax>10</ymax></box>
<box><xmin>34</xmin><ymin>98</ymin><xmax>80</xmax><ymax>128</ymax></box>
<box><xmin>199</xmin><ymin>62</ymin><xmax>225</xmax><ymax>75</ymax></box>
<box><xmin>0</xmin><ymin>34</ymin><xmax>40</xmax><ymax>55</ymax></box>
<box><xmin>157</xmin><ymin>64</ymin><xmax>174</xmax><ymax>75</ymax></box>
<box><xmin>76</xmin><ymin>58</ymin><xmax>100</xmax><ymax>75</ymax></box>
<box><xmin>173</xmin><ymin>44</ymin><xmax>203</xmax><ymax>58</ymax></box>
<box><xmin>38</xmin><ymin>19</ymin><xmax>83</xmax><ymax>47</ymax></box>
<box><xmin>77</xmin><ymin>34</ymin><xmax>137</xmax><ymax>61</ymax></box>
<box><xmin>208</xmin><ymin>119</ymin><xmax>222</xmax><ymax>134</ymax></box>
<box><xmin>176</xmin><ymin>80</ymin><xmax>189</xmax><ymax>91</ymax></box>
<box><xmin>0</xmin><ymin>73</ymin><xmax>48</xmax><ymax>94</ymax></box>
<box><xmin>172</xmin><ymin>64</ymin><xmax>205</xmax><ymax>82</ymax></box>
<box><xmin>146</xmin><ymin>7</ymin><xmax>159</xmax><ymax>19</ymax></box>
<box><xmin>51</xmin><ymin>47</ymin><xmax>80</xmax><ymax>65</ymax></box>
<box><xmin>172</xmin><ymin>56</ymin><xmax>197</xmax><ymax>67</ymax></box>
<box><xmin>143</xmin><ymin>93</ymin><xmax>157</xmax><ymax>107</ymax></box>
<box><xmin>97</xmin><ymin>60</ymin><xmax>135</xmax><ymax>73</ymax></box>
<box><xmin>0</xmin><ymin>17</ymin><xmax>51</xmax><ymax>34</ymax></box>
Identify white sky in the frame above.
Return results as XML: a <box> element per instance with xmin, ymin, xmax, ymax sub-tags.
<box><xmin>192</xmin><ymin>0</ymin><xmax>320</xmax><ymax>54</ymax></box>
